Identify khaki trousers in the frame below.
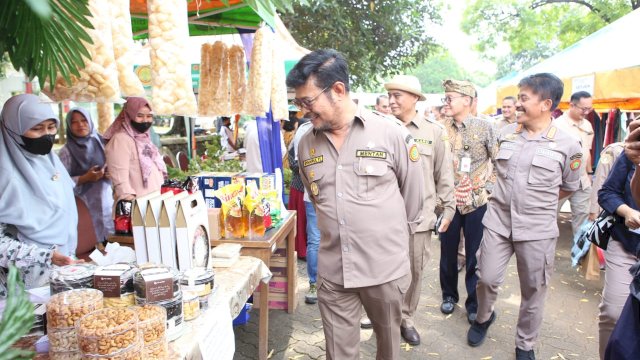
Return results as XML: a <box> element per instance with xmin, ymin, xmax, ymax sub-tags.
<box><xmin>402</xmin><ymin>231</ymin><xmax>431</xmax><ymax>328</ymax></box>
<box><xmin>558</xmin><ymin>186</ymin><xmax>591</xmax><ymax>237</ymax></box>
<box><xmin>598</xmin><ymin>240</ymin><xmax>638</xmax><ymax>359</ymax></box>
<box><xmin>476</xmin><ymin>228</ymin><xmax>556</xmax><ymax>351</ymax></box>
<box><xmin>318</xmin><ymin>274</ymin><xmax>411</xmax><ymax>360</ymax></box>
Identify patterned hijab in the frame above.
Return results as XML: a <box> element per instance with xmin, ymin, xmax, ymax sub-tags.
<box><xmin>104</xmin><ymin>97</ymin><xmax>167</xmax><ymax>186</ymax></box>
<box><xmin>0</xmin><ymin>94</ymin><xmax>77</xmax><ymax>256</ymax></box>
<box><xmin>64</xmin><ymin>107</ymin><xmax>106</xmax><ymax>177</ymax></box>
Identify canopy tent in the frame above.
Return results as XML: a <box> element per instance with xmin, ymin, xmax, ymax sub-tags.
<box><xmin>493</xmin><ymin>8</ymin><xmax>640</xmax><ymax>111</ymax></box>
<box><xmin>129</xmin><ymin>0</ymin><xmax>280</xmax><ymax>38</ymax></box>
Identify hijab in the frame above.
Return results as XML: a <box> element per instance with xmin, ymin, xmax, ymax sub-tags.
<box><xmin>64</xmin><ymin>108</ymin><xmax>106</xmax><ymax>177</ymax></box>
<box><xmin>0</xmin><ymin>94</ymin><xmax>78</xmax><ymax>256</ymax></box>
<box><xmin>104</xmin><ymin>97</ymin><xmax>167</xmax><ymax>186</ymax></box>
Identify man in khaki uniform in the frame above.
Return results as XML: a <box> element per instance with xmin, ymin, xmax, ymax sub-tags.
<box><xmin>494</xmin><ymin>96</ymin><xmax>517</xmax><ymax>130</ymax></box>
<box><xmin>385</xmin><ymin>74</ymin><xmax>456</xmax><ymax>345</ymax></box>
<box><xmin>286</xmin><ymin>49</ymin><xmax>425</xmax><ymax>360</ymax></box>
<box><xmin>374</xmin><ymin>94</ymin><xmax>392</xmax><ymax>115</ymax></box>
<box><xmin>439</xmin><ymin>79</ymin><xmax>497</xmax><ymax>323</ymax></box>
<box><xmin>554</xmin><ymin>91</ymin><xmax>595</xmax><ymax>237</ymax></box>
<box><xmin>468</xmin><ymin>73</ymin><xmax>582</xmax><ymax>360</ymax></box>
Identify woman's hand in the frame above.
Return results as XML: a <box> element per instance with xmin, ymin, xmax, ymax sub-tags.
<box><xmin>79</xmin><ymin>166</ymin><xmax>105</xmax><ymax>184</ymax></box>
<box><xmin>624</xmin><ymin>209</ymin><xmax>640</xmax><ymax>230</ymax></box>
<box><xmin>52</xmin><ymin>251</ymin><xmax>84</xmax><ymax>266</ymax></box>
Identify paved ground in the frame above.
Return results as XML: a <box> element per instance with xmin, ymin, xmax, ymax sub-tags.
<box><xmin>233</xmin><ymin>213</ymin><xmax>603</xmax><ymax>360</ymax></box>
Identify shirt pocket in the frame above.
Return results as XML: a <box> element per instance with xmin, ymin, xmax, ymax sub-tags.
<box><xmin>528</xmin><ymin>155</ymin><xmax>562</xmax><ymax>187</ymax></box>
<box><xmin>495</xmin><ymin>149</ymin><xmax>513</xmax><ymax>179</ymax></box>
<box><xmin>306</xmin><ymin>167</ymin><xmax>329</xmax><ymax>204</ymax></box>
<box><xmin>353</xmin><ymin>159</ymin><xmax>389</xmax><ymax>200</ymax></box>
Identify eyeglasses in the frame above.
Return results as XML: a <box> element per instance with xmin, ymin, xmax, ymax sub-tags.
<box><xmin>572</xmin><ymin>104</ymin><xmax>593</xmax><ymax>113</ymax></box>
<box><xmin>441</xmin><ymin>95</ymin><xmax>466</xmax><ymax>104</ymax></box>
<box><xmin>293</xmin><ymin>85</ymin><xmax>331</xmax><ymax>110</ymax></box>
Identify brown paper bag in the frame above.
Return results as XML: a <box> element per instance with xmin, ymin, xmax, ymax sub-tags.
<box><xmin>582</xmin><ymin>243</ymin><xmax>601</xmax><ymax>281</ymax></box>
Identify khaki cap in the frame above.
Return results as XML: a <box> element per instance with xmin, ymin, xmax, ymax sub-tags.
<box><xmin>384</xmin><ymin>75</ymin><xmax>426</xmax><ymax>101</ymax></box>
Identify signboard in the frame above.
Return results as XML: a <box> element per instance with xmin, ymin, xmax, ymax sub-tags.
<box><xmin>571</xmin><ymin>74</ymin><xmax>595</xmax><ymax>96</ymax></box>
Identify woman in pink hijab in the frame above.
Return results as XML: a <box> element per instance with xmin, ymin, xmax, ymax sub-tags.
<box><xmin>104</xmin><ymin>97</ymin><xmax>167</xmax><ymax>201</ymax></box>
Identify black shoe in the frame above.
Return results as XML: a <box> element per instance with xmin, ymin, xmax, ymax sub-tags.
<box><xmin>440</xmin><ymin>297</ymin><xmax>456</xmax><ymax>314</ymax></box>
<box><xmin>467</xmin><ymin>311</ymin><xmax>496</xmax><ymax>347</ymax></box>
<box><xmin>467</xmin><ymin>312</ymin><xmax>477</xmax><ymax>325</ymax></box>
<box><xmin>516</xmin><ymin>348</ymin><xmax>535</xmax><ymax>360</ymax></box>
<box><xmin>400</xmin><ymin>326</ymin><xmax>420</xmax><ymax>345</ymax></box>
<box><xmin>360</xmin><ymin>317</ymin><xmax>373</xmax><ymax>329</ymax></box>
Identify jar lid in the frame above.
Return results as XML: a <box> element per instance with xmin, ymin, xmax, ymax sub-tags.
<box><xmin>51</xmin><ymin>264</ymin><xmax>96</xmax><ymax>282</ymax></box>
<box><xmin>180</xmin><ymin>267</ymin><xmax>214</xmax><ymax>286</ymax></box>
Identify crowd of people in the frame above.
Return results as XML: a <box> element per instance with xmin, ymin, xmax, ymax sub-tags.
<box><xmin>1</xmin><ymin>46</ymin><xmax>639</xmax><ymax>360</ymax></box>
<box><xmin>284</xmin><ymin>49</ymin><xmax>640</xmax><ymax>360</ymax></box>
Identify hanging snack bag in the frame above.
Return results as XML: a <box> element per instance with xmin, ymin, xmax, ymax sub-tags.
<box><xmin>109</xmin><ymin>0</ymin><xmax>145</xmax><ymax>96</ymax></box>
<box><xmin>229</xmin><ymin>45</ymin><xmax>247</xmax><ymax>114</ymax></box>
<box><xmin>147</xmin><ymin>0</ymin><xmax>198</xmax><ymax>115</ymax></box>
<box><xmin>244</xmin><ymin>26</ymin><xmax>273</xmax><ymax>117</ymax></box>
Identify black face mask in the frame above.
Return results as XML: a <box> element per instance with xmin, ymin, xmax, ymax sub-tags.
<box><xmin>131</xmin><ymin>121</ymin><xmax>152</xmax><ymax>133</ymax></box>
<box><xmin>20</xmin><ymin>134</ymin><xmax>55</xmax><ymax>155</ymax></box>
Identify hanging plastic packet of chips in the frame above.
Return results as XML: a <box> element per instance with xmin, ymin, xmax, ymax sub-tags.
<box><xmin>43</xmin><ymin>0</ymin><xmax>120</xmax><ymax>103</ymax></box>
<box><xmin>97</xmin><ymin>103</ymin><xmax>114</xmax><ymax>134</ymax></box>
<box><xmin>147</xmin><ymin>0</ymin><xmax>198</xmax><ymax>116</ymax></box>
<box><xmin>229</xmin><ymin>45</ymin><xmax>247</xmax><ymax>115</ymax></box>
<box><xmin>109</xmin><ymin>0</ymin><xmax>145</xmax><ymax>96</ymax></box>
<box><xmin>244</xmin><ymin>26</ymin><xmax>273</xmax><ymax>117</ymax></box>
<box><xmin>270</xmin><ymin>36</ymin><xmax>289</xmax><ymax>121</ymax></box>
<box><xmin>244</xmin><ymin>183</ymin><xmax>266</xmax><ymax>239</ymax></box>
<box><xmin>215</xmin><ymin>183</ymin><xmax>247</xmax><ymax>239</ymax></box>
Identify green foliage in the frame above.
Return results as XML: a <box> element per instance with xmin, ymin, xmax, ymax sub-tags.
<box><xmin>461</xmin><ymin>0</ymin><xmax>635</xmax><ymax>76</ymax></box>
<box><xmin>0</xmin><ymin>0</ymin><xmax>94</xmax><ymax>91</ymax></box>
<box><xmin>281</xmin><ymin>0</ymin><xmax>442</xmax><ymax>90</ymax></box>
<box><xmin>410</xmin><ymin>50</ymin><xmax>492</xmax><ymax>93</ymax></box>
<box><xmin>0</xmin><ymin>266</ymin><xmax>35</xmax><ymax>360</ymax></box>
<box><xmin>283</xmin><ymin>167</ymin><xmax>292</xmax><ymax>195</ymax></box>
<box><xmin>167</xmin><ymin>135</ymin><xmax>243</xmax><ymax>178</ymax></box>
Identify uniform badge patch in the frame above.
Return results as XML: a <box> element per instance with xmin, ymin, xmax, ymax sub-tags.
<box><xmin>569</xmin><ymin>153</ymin><xmax>583</xmax><ymax>160</ymax></box>
<box><xmin>310</xmin><ymin>182</ymin><xmax>319</xmax><ymax>196</ymax></box>
<box><xmin>309</xmin><ymin>170</ymin><xmax>315</xmax><ymax>180</ymax></box>
<box><xmin>600</xmin><ymin>154</ymin><xmax>613</xmax><ymax>164</ymax></box>
<box><xmin>570</xmin><ymin>158</ymin><xmax>582</xmax><ymax>171</ymax></box>
<box><xmin>409</xmin><ymin>144</ymin><xmax>420</xmax><ymax>162</ymax></box>
<box><xmin>303</xmin><ymin>156</ymin><xmax>323</xmax><ymax>167</ymax></box>
<box><xmin>414</xmin><ymin>138</ymin><xmax>432</xmax><ymax>145</ymax></box>
<box><xmin>310</xmin><ymin>148</ymin><xmax>315</xmax><ymax>156</ymax></box>
<box><xmin>356</xmin><ymin>150</ymin><xmax>387</xmax><ymax>159</ymax></box>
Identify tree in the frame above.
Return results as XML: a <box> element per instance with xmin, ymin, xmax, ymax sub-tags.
<box><xmin>410</xmin><ymin>51</ymin><xmax>492</xmax><ymax>93</ymax></box>
<box><xmin>281</xmin><ymin>0</ymin><xmax>442</xmax><ymax>90</ymax></box>
<box><xmin>461</xmin><ymin>0</ymin><xmax>636</xmax><ymax>77</ymax></box>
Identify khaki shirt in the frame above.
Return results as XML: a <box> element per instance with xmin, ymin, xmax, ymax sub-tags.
<box><xmin>553</xmin><ymin>114</ymin><xmax>594</xmax><ymax>189</ymax></box>
<box><xmin>590</xmin><ymin>142</ymin><xmax>625</xmax><ymax>214</ymax></box>
<box><xmin>493</xmin><ymin>115</ymin><xmax>516</xmax><ymax>131</ymax></box>
<box><xmin>483</xmin><ymin>123</ymin><xmax>582</xmax><ymax>241</ymax></box>
<box><xmin>298</xmin><ymin>108</ymin><xmax>425</xmax><ymax>288</ymax></box>
<box><xmin>443</xmin><ymin>115</ymin><xmax>498</xmax><ymax>214</ymax></box>
<box><xmin>405</xmin><ymin>113</ymin><xmax>455</xmax><ymax>231</ymax></box>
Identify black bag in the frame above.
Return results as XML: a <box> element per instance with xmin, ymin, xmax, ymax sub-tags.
<box><xmin>582</xmin><ymin>210</ymin><xmax>615</xmax><ymax>250</ymax></box>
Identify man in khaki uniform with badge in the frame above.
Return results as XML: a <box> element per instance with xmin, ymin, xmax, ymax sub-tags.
<box><xmin>495</xmin><ymin>96</ymin><xmax>517</xmax><ymax>130</ymax></box>
<box><xmin>286</xmin><ymin>49</ymin><xmax>425</xmax><ymax>360</ymax></box>
<box><xmin>467</xmin><ymin>73</ymin><xmax>582</xmax><ymax>360</ymax></box>
<box><xmin>385</xmin><ymin>74</ymin><xmax>456</xmax><ymax>346</ymax></box>
<box><xmin>554</xmin><ymin>91</ymin><xmax>595</xmax><ymax>237</ymax></box>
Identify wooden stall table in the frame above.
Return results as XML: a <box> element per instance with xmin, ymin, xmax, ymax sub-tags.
<box><xmin>107</xmin><ymin>211</ymin><xmax>297</xmax><ymax>360</ymax></box>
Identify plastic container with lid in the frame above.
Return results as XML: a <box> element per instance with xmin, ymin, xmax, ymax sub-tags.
<box><xmin>50</xmin><ymin>264</ymin><xmax>96</xmax><ymax>294</ymax></box>
<box><xmin>76</xmin><ymin>308</ymin><xmax>139</xmax><ymax>355</ymax></box>
<box><xmin>133</xmin><ymin>265</ymin><xmax>180</xmax><ymax>302</ymax></box>
<box><xmin>132</xmin><ymin>305</ymin><xmax>166</xmax><ymax>344</ymax></box>
<box><xmin>47</xmin><ymin>289</ymin><xmax>104</xmax><ymax>329</ymax></box>
<box><xmin>182</xmin><ymin>291</ymin><xmax>200</xmax><ymax>321</ymax></box>
<box><xmin>48</xmin><ymin>326</ymin><xmax>79</xmax><ymax>352</ymax></box>
<box><xmin>94</xmin><ymin>263</ymin><xmax>137</xmax><ymax>308</ymax></box>
<box><xmin>80</xmin><ymin>341</ymin><xmax>142</xmax><ymax>360</ymax></box>
<box><xmin>180</xmin><ymin>267</ymin><xmax>215</xmax><ymax>310</ymax></box>
<box><xmin>143</xmin><ymin>337</ymin><xmax>168</xmax><ymax>360</ymax></box>
<box><xmin>135</xmin><ymin>291</ymin><xmax>184</xmax><ymax>341</ymax></box>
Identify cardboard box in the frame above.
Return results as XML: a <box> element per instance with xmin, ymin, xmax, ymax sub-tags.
<box><xmin>175</xmin><ymin>191</ymin><xmax>211</xmax><ymax>271</ymax></box>
<box><xmin>144</xmin><ymin>192</ymin><xmax>174</xmax><ymax>264</ymax></box>
<box><xmin>195</xmin><ymin>172</ymin><xmax>235</xmax><ymax>208</ymax></box>
<box><xmin>131</xmin><ymin>191</ymin><xmax>161</xmax><ymax>263</ymax></box>
<box><xmin>207</xmin><ymin>208</ymin><xmax>222</xmax><ymax>241</ymax></box>
<box><xmin>158</xmin><ymin>191</ymin><xmax>190</xmax><ymax>268</ymax></box>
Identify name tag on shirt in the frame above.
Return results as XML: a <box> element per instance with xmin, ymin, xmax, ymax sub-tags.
<box><xmin>535</xmin><ymin>147</ymin><xmax>563</xmax><ymax>162</ymax></box>
<box><xmin>500</xmin><ymin>141</ymin><xmax>516</xmax><ymax>150</ymax></box>
<box><xmin>355</xmin><ymin>150</ymin><xmax>387</xmax><ymax>159</ymax></box>
<box><xmin>303</xmin><ymin>156</ymin><xmax>324</xmax><ymax>167</ymax></box>
<box><xmin>460</xmin><ymin>157</ymin><xmax>471</xmax><ymax>172</ymax></box>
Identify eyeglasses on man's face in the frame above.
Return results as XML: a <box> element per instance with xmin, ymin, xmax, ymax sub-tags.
<box><xmin>293</xmin><ymin>85</ymin><xmax>332</xmax><ymax>110</ymax></box>
<box><xmin>572</xmin><ymin>103</ymin><xmax>593</xmax><ymax>114</ymax></box>
<box><xmin>441</xmin><ymin>95</ymin><xmax>466</xmax><ymax>104</ymax></box>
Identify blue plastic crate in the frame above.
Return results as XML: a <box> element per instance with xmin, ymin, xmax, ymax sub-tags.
<box><xmin>232</xmin><ymin>303</ymin><xmax>252</xmax><ymax>326</ymax></box>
